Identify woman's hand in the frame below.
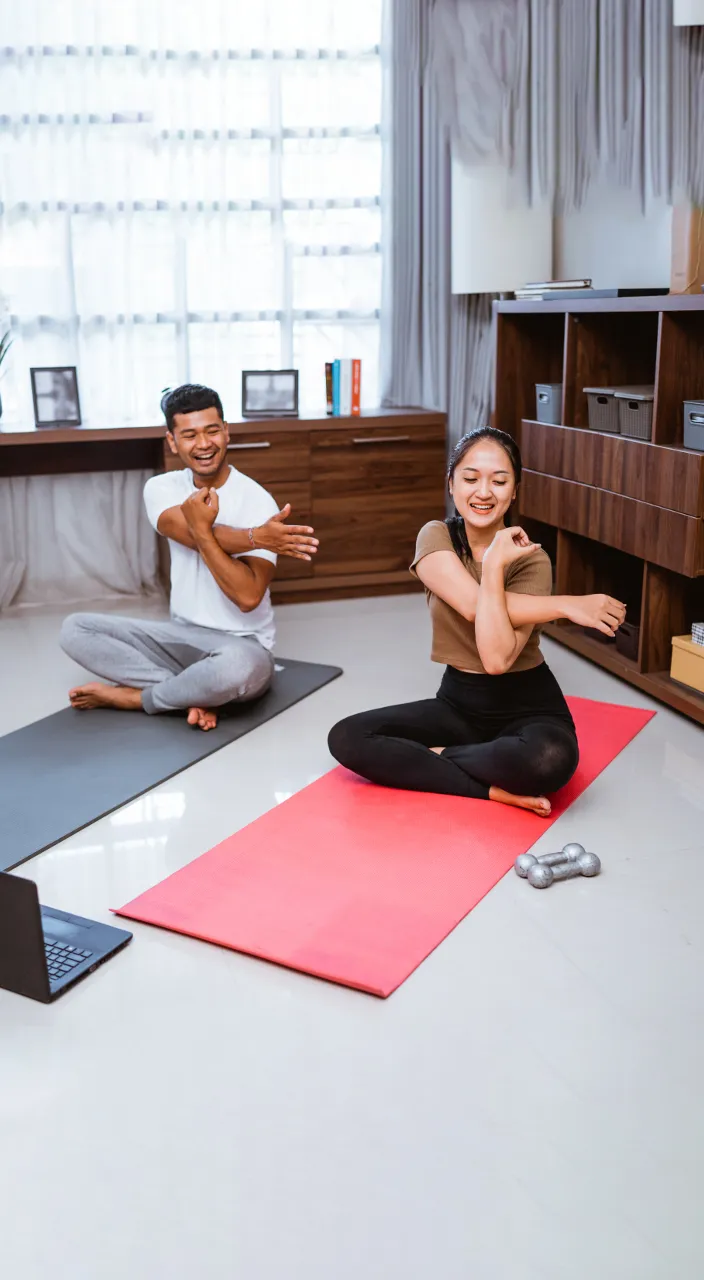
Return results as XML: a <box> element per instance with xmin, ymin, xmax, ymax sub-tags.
<box><xmin>482</xmin><ymin>526</ymin><xmax>541</xmax><ymax>572</ymax></box>
<box><xmin>562</xmin><ymin>594</ymin><xmax>627</xmax><ymax>637</ymax></box>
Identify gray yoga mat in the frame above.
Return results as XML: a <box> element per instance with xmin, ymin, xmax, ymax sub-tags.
<box><xmin>0</xmin><ymin>658</ymin><xmax>342</xmax><ymax>872</ymax></box>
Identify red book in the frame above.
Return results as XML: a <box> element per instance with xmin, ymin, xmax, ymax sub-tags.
<box><xmin>351</xmin><ymin>358</ymin><xmax>361</xmax><ymax>416</ymax></box>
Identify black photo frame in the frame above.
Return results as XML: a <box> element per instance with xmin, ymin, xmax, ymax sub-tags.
<box><xmin>30</xmin><ymin>366</ymin><xmax>82</xmax><ymax>428</ymax></box>
<box><xmin>241</xmin><ymin>369</ymin><xmax>299</xmax><ymax>419</ymax></box>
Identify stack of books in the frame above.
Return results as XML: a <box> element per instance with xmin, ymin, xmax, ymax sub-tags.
<box><xmin>514</xmin><ymin>279</ymin><xmax>593</xmax><ymax>301</ymax></box>
<box><xmin>325</xmin><ymin>359</ymin><xmax>361</xmax><ymax>416</ymax></box>
<box><xmin>514</xmin><ymin>280</ymin><xmax>668</xmax><ymax>302</ymax></box>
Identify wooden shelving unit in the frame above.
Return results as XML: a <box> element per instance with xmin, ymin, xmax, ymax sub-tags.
<box><xmin>494</xmin><ymin>295</ymin><xmax>704</xmax><ymax>726</ymax></box>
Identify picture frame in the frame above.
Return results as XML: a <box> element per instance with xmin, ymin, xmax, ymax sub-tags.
<box><xmin>30</xmin><ymin>366</ymin><xmax>82</xmax><ymax>428</ymax></box>
<box><xmin>241</xmin><ymin>369</ymin><xmax>299</xmax><ymax>419</ymax></box>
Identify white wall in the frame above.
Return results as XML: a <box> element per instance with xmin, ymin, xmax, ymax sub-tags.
<box><xmin>451</xmin><ymin>160</ymin><xmax>672</xmax><ymax>294</ymax></box>
<box><xmin>673</xmin><ymin>0</ymin><xmax>704</xmax><ymax>24</ymax></box>
<box><xmin>554</xmin><ymin>186</ymin><xmax>673</xmax><ymax>289</ymax></box>
<box><xmin>451</xmin><ymin>159</ymin><xmax>553</xmax><ymax>294</ymax></box>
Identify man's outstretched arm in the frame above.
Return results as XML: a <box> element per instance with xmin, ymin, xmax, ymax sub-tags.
<box><xmin>157</xmin><ymin>501</ymin><xmax>318</xmax><ymax>561</ymax></box>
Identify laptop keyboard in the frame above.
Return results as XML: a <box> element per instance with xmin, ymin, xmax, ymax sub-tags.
<box><xmin>44</xmin><ymin>939</ymin><xmax>94</xmax><ymax>982</ymax></box>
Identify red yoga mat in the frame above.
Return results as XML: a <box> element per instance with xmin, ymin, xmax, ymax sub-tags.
<box><xmin>115</xmin><ymin>697</ymin><xmax>653</xmax><ymax>997</ymax></box>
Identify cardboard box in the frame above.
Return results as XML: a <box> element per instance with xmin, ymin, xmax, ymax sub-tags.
<box><xmin>671</xmin><ymin>205</ymin><xmax>704</xmax><ymax>294</ymax></box>
<box><xmin>670</xmin><ymin>634</ymin><xmax>704</xmax><ymax>695</ymax></box>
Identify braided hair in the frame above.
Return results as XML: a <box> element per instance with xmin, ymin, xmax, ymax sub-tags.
<box><xmin>445</xmin><ymin>427</ymin><xmax>522</xmax><ymax>560</ymax></box>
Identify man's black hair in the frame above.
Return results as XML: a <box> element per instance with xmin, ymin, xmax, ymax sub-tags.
<box><xmin>161</xmin><ymin>384</ymin><xmax>224</xmax><ymax>433</ymax></box>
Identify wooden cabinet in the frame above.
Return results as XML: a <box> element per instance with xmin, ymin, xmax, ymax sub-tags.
<box><xmin>311</xmin><ymin>424</ymin><xmax>447</xmax><ymax>577</ymax></box>
<box><xmin>521</xmin><ymin>419</ymin><xmax>704</xmax><ymax>516</ymax></box>
<box><xmin>521</xmin><ymin>470</ymin><xmax>704</xmax><ymax>577</ymax></box>
<box><xmin>495</xmin><ymin>293</ymin><xmax>704</xmax><ymax>725</ymax></box>
<box><xmin>0</xmin><ymin>408</ymin><xmax>447</xmax><ymax>602</ymax></box>
<box><xmin>164</xmin><ymin>409</ymin><xmax>447</xmax><ymax>601</ymax></box>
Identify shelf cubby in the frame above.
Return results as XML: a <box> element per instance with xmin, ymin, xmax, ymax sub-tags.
<box><xmin>494</xmin><ymin>312</ymin><xmax>566</xmax><ymax>440</ymax></box>
<box><xmin>653</xmin><ymin>310</ymin><xmax>704</xmax><ymax>446</ymax></box>
<box><xmin>555</xmin><ymin>532</ymin><xmax>644</xmax><ymax>626</ymax></box>
<box><xmin>563</xmin><ymin>311</ymin><xmax>659</xmax><ymax>430</ymax></box>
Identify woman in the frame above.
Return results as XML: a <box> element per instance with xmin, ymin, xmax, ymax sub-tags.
<box><xmin>328</xmin><ymin>427</ymin><xmax>626</xmax><ymax>817</ymax></box>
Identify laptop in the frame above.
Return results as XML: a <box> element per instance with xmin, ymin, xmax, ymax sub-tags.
<box><xmin>0</xmin><ymin>872</ymin><xmax>132</xmax><ymax>1003</ymax></box>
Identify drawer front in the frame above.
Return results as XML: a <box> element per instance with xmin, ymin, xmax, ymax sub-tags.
<box><xmin>520</xmin><ymin>470</ymin><xmax>704</xmax><ymax>577</ymax></box>
<box><xmin>164</xmin><ymin>430</ymin><xmax>310</xmax><ymax>485</ymax></box>
<box><xmin>265</xmin><ymin>480</ymin><xmax>313</xmax><ymax>580</ymax></box>
<box><xmin>226</xmin><ymin>429</ymin><xmax>310</xmax><ymax>484</ymax></box>
<box><xmin>312</xmin><ymin>425</ymin><xmax>446</xmax><ymax>492</ymax></box>
<box><xmin>521</xmin><ymin>420</ymin><xmax>704</xmax><ymax>517</ymax></box>
<box><xmin>311</xmin><ymin>427</ymin><xmax>446</xmax><ymax>575</ymax></box>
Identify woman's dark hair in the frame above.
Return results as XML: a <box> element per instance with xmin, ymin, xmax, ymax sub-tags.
<box><xmin>445</xmin><ymin>427</ymin><xmax>522</xmax><ymax>560</ymax></box>
<box><xmin>161</xmin><ymin>383</ymin><xmax>224</xmax><ymax>433</ymax></box>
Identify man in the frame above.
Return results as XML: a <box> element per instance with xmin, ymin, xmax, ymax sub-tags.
<box><xmin>61</xmin><ymin>383</ymin><xmax>318</xmax><ymax>730</ymax></box>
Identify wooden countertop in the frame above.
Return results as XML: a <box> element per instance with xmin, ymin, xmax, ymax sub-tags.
<box><xmin>0</xmin><ymin>407</ymin><xmax>444</xmax><ymax>448</ymax></box>
<box><xmin>495</xmin><ymin>294</ymin><xmax>704</xmax><ymax>315</ymax></box>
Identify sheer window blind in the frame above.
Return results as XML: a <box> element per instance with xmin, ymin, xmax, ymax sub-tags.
<box><xmin>0</xmin><ymin>0</ymin><xmax>383</xmax><ymax>425</ymax></box>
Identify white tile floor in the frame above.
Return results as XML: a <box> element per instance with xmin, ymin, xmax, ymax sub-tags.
<box><xmin>1</xmin><ymin>592</ymin><xmax>703</xmax><ymax>1280</ymax></box>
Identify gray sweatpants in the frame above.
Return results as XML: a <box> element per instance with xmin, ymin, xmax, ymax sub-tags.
<box><xmin>60</xmin><ymin>612</ymin><xmax>274</xmax><ymax>714</ymax></box>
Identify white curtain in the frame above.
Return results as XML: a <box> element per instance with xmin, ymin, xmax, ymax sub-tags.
<box><xmin>384</xmin><ymin>0</ymin><xmax>495</xmax><ymax>450</ymax></box>
<box><xmin>429</xmin><ymin>0</ymin><xmax>704</xmax><ymax>212</ymax></box>
<box><xmin>0</xmin><ymin>0</ymin><xmax>384</xmax><ymax>426</ymax></box>
<box><xmin>0</xmin><ymin>471</ymin><xmax>160</xmax><ymax>608</ymax></box>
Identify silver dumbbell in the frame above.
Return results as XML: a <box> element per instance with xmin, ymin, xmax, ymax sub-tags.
<box><xmin>527</xmin><ymin>851</ymin><xmax>601</xmax><ymax>889</ymax></box>
<box><xmin>514</xmin><ymin>842</ymin><xmax>586</xmax><ymax>879</ymax></box>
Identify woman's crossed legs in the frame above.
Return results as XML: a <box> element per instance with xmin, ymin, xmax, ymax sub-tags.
<box><xmin>328</xmin><ymin>697</ymin><xmax>578</xmax><ymax>816</ymax></box>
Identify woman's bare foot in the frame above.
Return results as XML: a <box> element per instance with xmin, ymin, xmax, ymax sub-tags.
<box><xmin>489</xmin><ymin>786</ymin><xmax>551</xmax><ymax>818</ymax></box>
<box><xmin>187</xmin><ymin>706</ymin><xmax>218</xmax><ymax>731</ymax></box>
<box><xmin>69</xmin><ymin>682</ymin><xmax>142</xmax><ymax>711</ymax></box>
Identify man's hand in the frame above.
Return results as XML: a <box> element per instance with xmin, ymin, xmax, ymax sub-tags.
<box><xmin>253</xmin><ymin>505</ymin><xmax>319</xmax><ymax>561</ymax></box>
<box><xmin>181</xmin><ymin>487</ymin><xmax>218</xmax><ymax>539</ymax></box>
<box><xmin>562</xmin><ymin>594</ymin><xmax>627</xmax><ymax>637</ymax></box>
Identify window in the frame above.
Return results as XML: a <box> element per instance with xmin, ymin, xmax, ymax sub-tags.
<box><xmin>0</xmin><ymin>0</ymin><xmax>384</xmax><ymax>425</ymax></box>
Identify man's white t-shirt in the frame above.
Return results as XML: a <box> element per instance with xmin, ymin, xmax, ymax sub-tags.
<box><xmin>143</xmin><ymin>467</ymin><xmax>279</xmax><ymax>650</ymax></box>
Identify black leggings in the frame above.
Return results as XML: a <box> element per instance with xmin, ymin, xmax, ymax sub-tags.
<box><xmin>328</xmin><ymin>663</ymin><xmax>579</xmax><ymax>801</ymax></box>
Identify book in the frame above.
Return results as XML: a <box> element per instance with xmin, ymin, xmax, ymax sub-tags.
<box><xmin>325</xmin><ymin>362</ymin><xmax>333</xmax><ymax>415</ymax></box>
<box><xmin>514</xmin><ymin>286</ymin><xmax>669</xmax><ymax>301</ymax></box>
<box><xmin>515</xmin><ymin>287</ymin><xmax>605</xmax><ymax>300</ymax></box>
<box><xmin>339</xmin><ymin>359</ymin><xmax>352</xmax><ymax>417</ymax></box>
<box><xmin>351</xmin><ymin>358</ymin><xmax>361</xmax><ymax>416</ymax></box>
<box><xmin>521</xmin><ymin>278</ymin><xmax>592</xmax><ymax>291</ymax></box>
<box><xmin>331</xmin><ymin>359</ymin><xmax>340</xmax><ymax>416</ymax></box>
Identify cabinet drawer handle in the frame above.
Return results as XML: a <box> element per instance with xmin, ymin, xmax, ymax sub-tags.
<box><xmin>352</xmin><ymin>435</ymin><xmax>411</xmax><ymax>445</ymax></box>
<box><xmin>227</xmin><ymin>441</ymin><xmax>272</xmax><ymax>451</ymax></box>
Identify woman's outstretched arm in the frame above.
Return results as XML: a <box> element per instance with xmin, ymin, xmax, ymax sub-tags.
<box><xmin>416</xmin><ymin>550</ymin><xmax>625</xmax><ymax>636</ymax></box>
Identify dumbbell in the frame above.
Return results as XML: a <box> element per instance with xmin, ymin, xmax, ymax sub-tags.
<box><xmin>527</xmin><ymin>851</ymin><xmax>601</xmax><ymax>889</ymax></box>
<box><xmin>514</xmin><ymin>842</ymin><xmax>586</xmax><ymax>879</ymax></box>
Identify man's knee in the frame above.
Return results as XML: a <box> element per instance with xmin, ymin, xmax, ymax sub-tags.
<box><xmin>59</xmin><ymin>611</ymin><xmax>94</xmax><ymax>658</ymax></box>
<box><xmin>210</xmin><ymin>644</ymin><xmax>273</xmax><ymax>703</ymax></box>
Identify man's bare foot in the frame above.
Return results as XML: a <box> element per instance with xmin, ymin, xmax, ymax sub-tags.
<box><xmin>69</xmin><ymin>682</ymin><xmax>142</xmax><ymax>711</ymax></box>
<box><xmin>187</xmin><ymin>706</ymin><xmax>218</xmax><ymax>731</ymax></box>
<box><xmin>489</xmin><ymin>786</ymin><xmax>551</xmax><ymax>818</ymax></box>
